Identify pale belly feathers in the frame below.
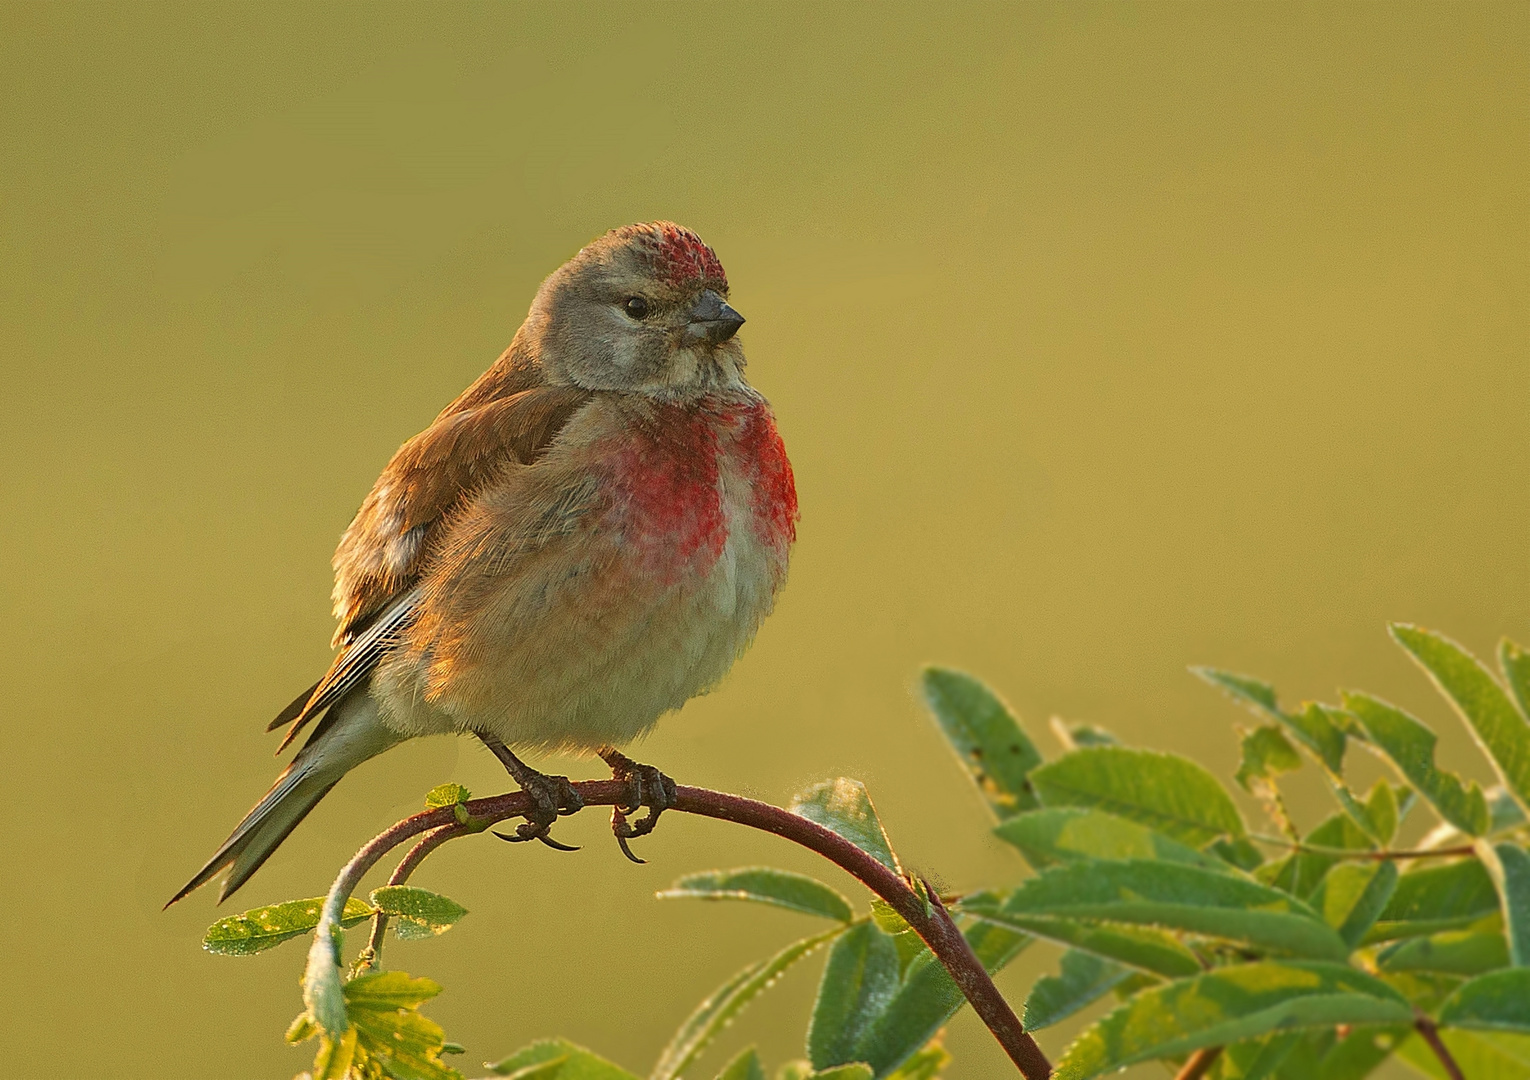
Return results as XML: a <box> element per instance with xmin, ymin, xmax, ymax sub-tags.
<box><xmin>370</xmin><ymin>396</ymin><xmax>796</xmax><ymax>753</ymax></box>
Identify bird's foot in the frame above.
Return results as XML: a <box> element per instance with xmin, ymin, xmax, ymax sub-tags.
<box><xmin>599</xmin><ymin>747</ymin><xmax>677</xmax><ymax>864</ymax></box>
<box><xmin>478</xmin><ymin>734</ymin><xmax>583</xmax><ymax>851</ymax></box>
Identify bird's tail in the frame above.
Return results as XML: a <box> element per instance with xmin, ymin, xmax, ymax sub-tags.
<box><xmin>166</xmin><ymin>692</ymin><xmax>406</xmax><ymax>907</ymax></box>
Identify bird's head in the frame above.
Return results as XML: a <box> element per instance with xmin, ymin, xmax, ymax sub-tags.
<box><xmin>528</xmin><ymin>222</ymin><xmax>747</xmax><ymax>397</ymax></box>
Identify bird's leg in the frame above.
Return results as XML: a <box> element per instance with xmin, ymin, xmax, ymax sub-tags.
<box><xmin>477</xmin><ymin>733</ymin><xmax>583</xmax><ymax>850</ymax></box>
<box><xmin>598</xmin><ymin>746</ymin><xmax>678</xmax><ymax>864</ymax></box>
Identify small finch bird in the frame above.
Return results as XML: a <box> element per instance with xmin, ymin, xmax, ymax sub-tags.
<box><xmin>170</xmin><ymin>222</ymin><xmax>797</xmax><ymax>905</ymax></box>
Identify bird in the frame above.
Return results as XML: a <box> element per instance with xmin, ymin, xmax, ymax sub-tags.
<box><xmin>168</xmin><ymin>222</ymin><xmax>797</xmax><ymax>906</ymax></box>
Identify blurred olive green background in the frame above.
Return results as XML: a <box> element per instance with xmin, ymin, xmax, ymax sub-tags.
<box><xmin>2</xmin><ymin>2</ymin><xmax>1526</xmax><ymax>1077</ymax></box>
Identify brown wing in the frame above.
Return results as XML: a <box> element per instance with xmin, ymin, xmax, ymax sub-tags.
<box><xmin>330</xmin><ymin>382</ymin><xmax>593</xmax><ymax>644</ymax></box>
<box><xmin>266</xmin><ymin>380</ymin><xmax>592</xmax><ymax>745</ymax></box>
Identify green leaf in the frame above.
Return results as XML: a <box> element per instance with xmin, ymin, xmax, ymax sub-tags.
<box><xmin>1379</xmin><ymin>925</ymin><xmax>1509</xmax><ymax>976</ymax></box>
<box><xmin>657</xmin><ymin>867</ymin><xmax>854</xmax><ymax>923</ymax></box>
<box><xmin>808</xmin><ymin>1068</ymin><xmax>873</xmax><ymax>1080</ymax></box>
<box><xmin>1192</xmin><ymin>668</ymin><xmax>1346</xmax><ymax>772</ymax></box>
<box><xmin>202</xmin><ymin>896</ymin><xmax>373</xmax><ymax>956</ymax></box>
<box><xmin>485</xmin><ymin>1037</ymin><xmax>640</xmax><ymax>1078</ymax></box>
<box><xmin>1342</xmin><ymin>691</ymin><xmax>1491</xmax><ymax>836</ymax></box>
<box><xmin>958</xmin><ymin>889</ymin><xmax>1201</xmax><ymax>977</ymax></box>
<box><xmin>1393</xmin><ymin>624</ymin><xmax>1530</xmax><ymax>816</ymax></box>
<box><xmin>841</xmin><ymin>915</ymin><xmax>1030</xmax><ymax>1076</ymax></box>
<box><xmin>1216</xmin><ymin>1032</ymin><xmax>1302</xmax><ymax>1080</ymax></box>
<box><xmin>883</xmin><ymin>1041</ymin><xmax>949</xmax><ymax>1080</ymax></box>
<box><xmin>790</xmin><ymin>780</ymin><xmax>900</xmax><ymax>875</ymax></box>
<box><xmin>424</xmin><ymin>782</ymin><xmax>471</xmax><ymax>809</ymax></box>
<box><xmin>1023</xmin><ymin>949</ymin><xmax>1131</xmax><ymax>1031</ymax></box>
<box><xmin>1029</xmin><ymin>746</ymin><xmax>1245</xmax><ymax>845</ymax></box>
<box><xmin>1050</xmin><ymin>718</ymin><xmax>1118</xmax><ymax>750</ymax></box>
<box><xmin>809</xmin><ymin>923</ymin><xmax>902</xmax><ymax>1070</ymax></box>
<box><xmin>1053</xmin><ymin>962</ymin><xmax>1413</xmax><ymax>1080</ymax></box>
<box><xmin>713</xmin><ymin>1048</ymin><xmax>767</xmax><ymax>1080</ymax></box>
<box><xmin>1208</xmin><ymin>836</ymin><xmax>1267</xmax><ymax>873</ymax></box>
<box><xmin>1502</xmin><ymin>640</ymin><xmax>1530</xmax><ymax>724</ymax></box>
<box><xmin>1474</xmin><ymin>840</ymin><xmax>1530</xmax><ymax>966</ymax></box>
<box><xmin>1438</xmin><ymin>968</ymin><xmax>1530</xmax><ymax>1032</ymax></box>
<box><xmin>1310</xmin><ymin>861</ymin><xmax>1398</xmax><ymax>947</ymax></box>
<box><xmin>1237</xmin><ymin>725</ymin><xmax>1304</xmax><ymax>792</ymax></box>
<box><xmin>370</xmin><ymin>886</ymin><xmax>468</xmax><ymax>938</ymax></box>
<box><xmin>868</xmin><ymin>899</ymin><xmax>911</xmax><ymax>936</ymax></box>
<box><xmin>1369</xmin><ymin>858</ymin><xmax>1501</xmax><ymax>943</ymax></box>
<box><xmin>1398</xmin><ymin>1028</ymin><xmax>1530</xmax><ymax>1080</ymax></box>
<box><xmin>344</xmin><ymin>971</ymin><xmax>462</xmax><ymax>1080</ymax></box>
<box><xmin>1000</xmin><ymin>858</ymin><xmax>1349</xmax><ymax>959</ymax></box>
<box><xmin>992</xmin><ymin>807</ymin><xmax>1229</xmax><ymax>872</ymax></box>
<box><xmin>312</xmin><ymin>1027</ymin><xmax>359</xmax><ymax>1080</ymax></box>
<box><xmin>651</xmin><ymin>926</ymin><xmax>845</xmax><ymax>1080</ymax></box>
<box><xmin>920</xmin><ymin>668</ymin><xmax>1042</xmax><ymax>820</ymax></box>
<box><xmin>1363</xmin><ymin>780</ymin><xmax>1401</xmax><ymax>846</ymax></box>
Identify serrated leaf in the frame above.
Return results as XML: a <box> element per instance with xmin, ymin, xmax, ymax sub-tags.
<box><xmin>203</xmin><ymin>896</ymin><xmax>374</xmax><ymax>956</ymax></box>
<box><xmin>1029</xmin><ymin>746</ymin><xmax>1245</xmax><ymax>845</ymax></box>
<box><xmin>1398</xmin><ymin>1027</ymin><xmax>1530</xmax><ymax>1080</ymax></box>
<box><xmin>789</xmin><ymin>780</ymin><xmax>900</xmax><ymax>875</ymax></box>
<box><xmin>657</xmin><ymin>867</ymin><xmax>853</xmax><ymax>923</ymax></box>
<box><xmin>920</xmin><ymin>668</ymin><xmax>1042</xmax><ymax>820</ymax></box>
<box><xmin>1237</xmin><ymin>725</ymin><xmax>1303</xmax><ymax>792</ymax></box>
<box><xmin>1193</xmin><ymin>668</ymin><xmax>1347</xmax><ymax>772</ymax></box>
<box><xmin>1474</xmin><ymin>840</ymin><xmax>1530</xmax><ymax>966</ymax></box>
<box><xmin>993</xmin><ymin>807</ymin><xmax>1229</xmax><ymax>872</ymax></box>
<box><xmin>424</xmin><ymin>782</ymin><xmax>471</xmax><ymax>809</ymax></box>
<box><xmin>809</xmin><ymin>924</ymin><xmax>902</xmax><ymax>1070</ymax></box>
<box><xmin>486</xmin><ymin>1037</ymin><xmax>639</xmax><ymax>1078</ymax></box>
<box><xmin>838</xmin><ymin>915</ymin><xmax>1030</xmax><ymax>1076</ymax></box>
<box><xmin>1000</xmin><ymin>858</ymin><xmax>1349</xmax><ymax>959</ymax></box>
<box><xmin>1378</xmin><ymin>925</ymin><xmax>1509</xmax><ymax>976</ymax></box>
<box><xmin>1053</xmin><ymin>961</ymin><xmax>1413</xmax><ymax>1080</ymax></box>
<box><xmin>1023</xmin><ymin>949</ymin><xmax>1131</xmax><ymax>1031</ymax></box>
<box><xmin>1310</xmin><ymin>861</ymin><xmax>1398</xmax><ymax>947</ymax></box>
<box><xmin>957</xmin><ymin>891</ymin><xmax>1202</xmax><ymax>977</ymax></box>
<box><xmin>343</xmin><ymin>971</ymin><xmax>461</xmax><ymax>1080</ymax></box>
<box><xmin>1438</xmin><ymin>968</ymin><xmax>1530</xmax><ymax>1032</ymax></box>
<box><xmin>370</xmin><ymin>886</ymin><xmax>468</xmax><ymax>937</ymax></box>
<box><xmin>1342</xmin><ymin>691</ymin><xmax>1491</xmax><ymax>836</ymax></box>
<box><xmin>713</xmin><ymin>1048</ymin><xmax>767</xmax><ymax>1080</ymax></box>
<box><xmin>1368</xmin><ymin>858</ymin><xmax>1500</xmax><ymax>943</ymax></box>
<box><xmin>651</xmin><ymin>926</ymin><xmax>845</xmax><ymax>1080</ymax></box>
<box><xmin>1392</xmin><ymin>625</ymin><xmax>1530</xmax><ymax>818</ymax></box>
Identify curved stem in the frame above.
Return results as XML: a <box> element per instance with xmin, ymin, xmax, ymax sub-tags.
<box><xmin>305</xmin><ymin>780</ymin><xmax>1050</xmax><ymax>1079</ymax></box>
<box><xmin>1174</xmin><ymin>1047</ymin><xmax>1222</xmax><ymax>1080</ymax></box>
<box><xmin>1414</xmin><ymin>1015</ymin><xmax>1464</xmax><ymax>1080</ymax></box>
<box><xmin>359</xmin><ymin>823</ymin><xmax>467</xmax><ymax>971</ymax></box>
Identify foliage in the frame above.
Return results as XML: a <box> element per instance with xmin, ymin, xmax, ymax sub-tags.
<box><xmin>201</xmin><ymin>624</ymin><xmax>1530</xmax><ymax>1079</ymax></box>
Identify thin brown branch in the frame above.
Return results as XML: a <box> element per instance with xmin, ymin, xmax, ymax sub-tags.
<box><xmin>307</xmin><ymin>780</ymin><xmax>1051</xmax><ymax>1079</ymax></box>
<box><xmin>1414</xmin><ymin>1015</ymin><xmax>1464</xmax><ymax>1080</ymax></box>
<box><xmin>1174</xmin><ymin>1047</ymin><xmax>1222</xmax><ymax>1080</ymax></box>
<box><xmin>358</xmin><ymin>823</ymin><xmax>468</xmax><ymax>971</ymax></box>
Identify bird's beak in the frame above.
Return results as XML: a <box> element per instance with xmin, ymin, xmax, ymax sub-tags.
<box><xmin>683</xmin><ymin>288</ymin><xmax>745</xmax><ymax>345</ymax></box>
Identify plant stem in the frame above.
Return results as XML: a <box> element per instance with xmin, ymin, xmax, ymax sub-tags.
<box><xmin>1414</xmin><ymin>1015</ymin><xmax>1464</xmax><ymax>1080</ymax></box>
<box><xmin>361</xmin><ymin>823</ymin><xmax>467</xmax><ymax>970</ymax></box>
<box><xmin>1174</xmin><ymin>1047</ymin><xmax>1222</xmax><ymax>1080</ymax></box>
<box><xmin>1248</xmin><ymin>833</ymin><xmax>1476</xmax><ymax>861</ymax></box>
<box><xmin>306</xmin><ymin>779</ymin><xmax>1051</xmax><ymax>1079</ymax></box>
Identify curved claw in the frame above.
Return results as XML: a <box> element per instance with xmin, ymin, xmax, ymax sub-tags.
<box><xmin>492</xmin><ymin>829</ymin><xmax>531</xmax><ymax>844</ymax></box>
<box><xmin>536</xmin><ymin>833</ymin><xmax>581</xmax><ymax>852</ymax></box>
<box><xmin>615</xmin><ymin>832</ymin><xmax>646</xmax><ymax>864</ymax></box>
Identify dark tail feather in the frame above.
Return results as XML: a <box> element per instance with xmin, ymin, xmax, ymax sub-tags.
<box><xmin>167</xmin><ymin>694</ymin><xmax>406</xmax><ymax>907</ymax></box>
<box><xmin>266</xmin><ymin>679</ymin><xmax>323</xmax><ymax>733</ymax></box>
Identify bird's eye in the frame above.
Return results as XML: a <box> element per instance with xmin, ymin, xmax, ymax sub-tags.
<box><xmin>624</xmin><ymin>296</ymin><xmax>650</xmax><ymax>319</ymax></box>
